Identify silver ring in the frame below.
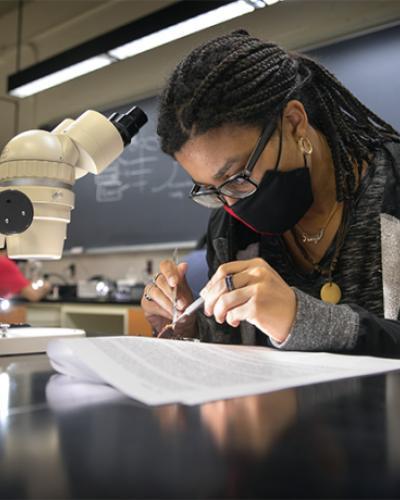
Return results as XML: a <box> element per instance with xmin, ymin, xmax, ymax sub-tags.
<box><xmin>144</xmin><ymin>283</ymin><xmax>155</xmax><ymax>301</ymax></box>
<box><xmin>225</xmin><ymin>273</ymin><xmax>235</xmax><ymax>292</ymax></box>
<box><xmin>152</xmin><ymin>272</ymin><xmax>162</xmax><ymax>285</ymax></box>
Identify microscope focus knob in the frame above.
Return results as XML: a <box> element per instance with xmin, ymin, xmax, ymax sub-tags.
<box><xmin>0</xmin><ymin>189</ymin><xmax>34</xmax><ymax>235</ymax></box>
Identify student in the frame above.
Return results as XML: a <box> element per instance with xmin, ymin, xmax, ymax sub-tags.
<box><xmin>141</xmin><ymin>30</ymin><xmax>400</xmax><ymax>357</ymax></box>
<box><xmin>0</xmin><ymin>253</ymin><xmax>51</xmax><ymax>301</ymax></box>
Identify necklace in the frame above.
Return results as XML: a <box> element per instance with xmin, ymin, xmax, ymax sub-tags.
<box><xmin>295</xmin><ymin>201</ymin><xmax>339</xmax><ymax>245</ymax></box>
<box><xmin>290</xmin><ymin>203</ymin><xmax>348</xmax><ymax>305</ymax></box>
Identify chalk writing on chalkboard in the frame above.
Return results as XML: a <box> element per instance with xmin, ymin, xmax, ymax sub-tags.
<box><xmin>94</xmin><ymin>134</ymin><xmax>192</xmax><ymax>203</ymax></box>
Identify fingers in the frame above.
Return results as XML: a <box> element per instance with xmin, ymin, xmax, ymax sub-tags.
<box><xmin>142</xmin><ymin>282</ymin><xmax>174</xmax><ymax>317</ymax></box>
<box><xmin>206</xmin><ymin>260</ymin><xmax>251</xmax><ymax>289</ymax></box>
<box><xmin>213</xmin><ymin>287</ymin><xmax>252</xmax><ymax>325</ymax></box>
<box><xmin>142</xmin><ymin>259</ymin><xmax>193</xmax><ymax>318</ymax></box>
<box><xmin>201</xmin><ymin>269</ymin><xmax>252</xmax><ymax>317</ymax></box>
<box><xmin>141</xmin><ymin>287</ymin><xmax>172</xmax><ymax>321</ymax></box>
<box><xmin>153</xmin><ymin>273</ymin><xmax>176</xmax><ymax>304</ymax></box>
<box><xmin>177</xmin><ymin>261</ymin><xmax>188</xmax><ymax>278</ymax></box>
<box><xmin>157</xmin><ymin>262</ymin><xmax>191</xmax><ymax>309</ymax></box>
<box><xmin>225</xmin><ymin>301</ymin><xmax>253</xmax><ymax>328</ymax></box>
<box><xmin>200</xmin><ymin>258</ymin><xmax>271</xmax><ymax>327</ymax></box>
<box><xmin>160</xmin><ymin>259</ymin><xmax>181</xmax><ymax>287</ymax></box>
<box><xmin>203</xmin><ymin>257</ymin><xmax>269</xmax><ymax>291</ymax></box>
<box><xmin>176</xmin><ymin>262</ymin><xmax>192</xmax><ymax>310</ymax></box>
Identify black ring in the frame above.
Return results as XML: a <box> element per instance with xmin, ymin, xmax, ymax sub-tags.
<box><xmin>225</xmin><ymin>273</ymin><xmax>235</xmax><ymax>292</ymax></box>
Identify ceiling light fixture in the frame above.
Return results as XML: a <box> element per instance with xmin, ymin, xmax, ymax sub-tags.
<box><xmin>8</xmin><ymin>0</ymin><xmax>281</xmax><ymax>98</ymax></box>
<box><xmin>10</xmin><ymin>55</ymin><xmax>114</xmax><ymax>98</ymax></box>
<box><xmin>108</xmin><ymin>1</ymin><xmax>254</xmax><ymax>61</ymax></box>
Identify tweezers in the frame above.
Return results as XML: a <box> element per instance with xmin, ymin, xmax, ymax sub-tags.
<box><xmin>157</xmin><ymin>296</ymin><xmax>205</xmax><ymax>339</ymax></box>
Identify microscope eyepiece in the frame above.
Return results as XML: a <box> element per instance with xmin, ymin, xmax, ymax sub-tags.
<box><xmin>108</xmin><ymin>106</ymin><xmax>148</xmax><ymax>146</ymax></box>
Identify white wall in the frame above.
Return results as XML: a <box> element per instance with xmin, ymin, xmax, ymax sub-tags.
<box><xmin>33</xmin><ymin>248</ymin><xmax>183</xmax><ymax>283</ymax></box>
<box><xmin>1</xmin><ymin>0</ymin><xmax>400</xmax><ymax>283</ymax></box>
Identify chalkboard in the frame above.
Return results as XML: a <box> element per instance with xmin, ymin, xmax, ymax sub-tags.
<box><xmin>65</xmin><ymin>24</ymin><xmax>400</xmax><ymax>251</ymax></box>
<box><xmin>65</xmin><ymin>95</ymin><xmax>209</xmax><ymax>251</ymax></box>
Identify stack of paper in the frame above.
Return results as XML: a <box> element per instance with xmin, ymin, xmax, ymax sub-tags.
<box><xmin>47</xmin><ymin>336</ymin><xmax>400</xmax><ymax>406</ymax></box>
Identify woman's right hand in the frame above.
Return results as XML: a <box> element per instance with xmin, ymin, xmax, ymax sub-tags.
<box><xmin>141</xmin><ymin>260</ymin><xmax>196</xmax><ymax>336</ymax></box>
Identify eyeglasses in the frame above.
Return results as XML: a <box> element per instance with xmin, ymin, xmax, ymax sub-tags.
<box><xmin>189</xmin><ymin>118</ymin><xmax>277</xmax><ymax>209</ymax></box>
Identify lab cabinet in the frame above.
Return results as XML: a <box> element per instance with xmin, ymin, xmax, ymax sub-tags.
<box><xmin>25</xmin><ymin>302</ymin><xmax>152</xmax><ymax>337</ymax></box>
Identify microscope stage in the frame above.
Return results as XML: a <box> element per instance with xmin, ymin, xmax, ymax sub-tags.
<box><xmin>0</xmin><ymin>327</ymin><xmax>85</xmax><ymax>356</ymax></box>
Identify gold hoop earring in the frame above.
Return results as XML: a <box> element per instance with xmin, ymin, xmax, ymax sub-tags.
<box><xmin>297</xmin><ymin>137</ymin><xmax>313</xmax><ymax>155</ymax></box>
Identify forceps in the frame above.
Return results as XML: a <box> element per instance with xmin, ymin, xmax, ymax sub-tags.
<box><xmin>157</xmin><ymin>247</ymin><xmax>204</xmax><ymax>340</ymax></box>
<box><xmin>157</xmin><ymin>296</ymin><xmax>205</xmax><ymax>339</ymax></box>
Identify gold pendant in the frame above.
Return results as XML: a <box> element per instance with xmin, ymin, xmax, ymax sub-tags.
<box><xmin>320</xmin><ymin>282</ymin><xmax>341</xmax><ymax>304</ymax></box>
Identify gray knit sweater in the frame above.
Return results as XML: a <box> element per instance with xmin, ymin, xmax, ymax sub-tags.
<box><xmin>196</xmin><ymin>143</ymin><xmax>400</xmax><ymax>357</ymax></box>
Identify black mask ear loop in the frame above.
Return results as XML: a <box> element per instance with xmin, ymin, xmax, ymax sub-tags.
<box><xmin>272</xmin><ymin>112</ymin><xmax>284</xmax><ymax>171</ymax></box>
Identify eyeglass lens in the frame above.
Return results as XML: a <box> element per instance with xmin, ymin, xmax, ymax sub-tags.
<box><xmin>190</xmin><ymin>118</ymin><xmax>278</xmax><ymax>208</ymax></box>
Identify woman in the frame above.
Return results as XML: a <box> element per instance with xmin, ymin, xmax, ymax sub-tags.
<box><xmin>141</xmin><ymin>30</ymin><xmax>400</xmax><ymax>357</ymax></box>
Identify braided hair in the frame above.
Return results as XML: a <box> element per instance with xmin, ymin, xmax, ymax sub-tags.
<box><xmin>157</xmin><ymin>30</ymin><xmax>400</xmax><ymax>201</ymax></box>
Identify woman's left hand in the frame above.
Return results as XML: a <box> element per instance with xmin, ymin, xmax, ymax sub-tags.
<box><xmin>200</xmin><ymin>258</ymin><xmax>297</xmax><ymax>344</ymax></box>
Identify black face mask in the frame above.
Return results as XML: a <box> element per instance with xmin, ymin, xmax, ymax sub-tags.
<box><xmin>224</xmin><ymin>153</ymin><xmax>313</xmax><ymax>236</ymax></box>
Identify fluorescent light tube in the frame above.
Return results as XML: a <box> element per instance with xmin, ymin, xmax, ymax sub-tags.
<box><xmin>10</xmin><ymin>0</ymin><xmax>282</xmax><ymax>98</ymax></box>
<box><xmin>109</xmin><ymin>0</ymin><xmax>255</xmax><ymax>61</ymax></box>
<box><xmin>9</xmin><ymin>55</ymin><xmax>113</xmax><ymax>98</ymax></box>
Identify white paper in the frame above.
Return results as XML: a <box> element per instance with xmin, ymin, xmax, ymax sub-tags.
<box><xmin>47</xmin><ymin>336</ymin><xmax>400</xmax><ymax>406</ymax></box>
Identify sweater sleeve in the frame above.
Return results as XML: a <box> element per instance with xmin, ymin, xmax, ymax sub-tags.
<box><xmin>270</xmin><ymin>287</ymin><xmax>400</xmax><ymax>358</ymax></box>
